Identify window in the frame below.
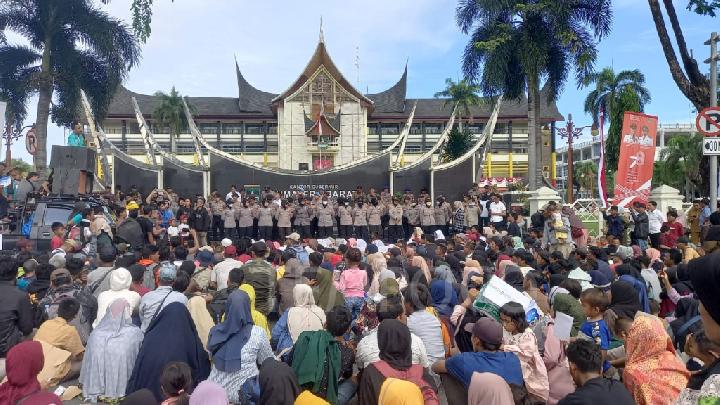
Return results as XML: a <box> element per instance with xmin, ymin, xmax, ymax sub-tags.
<box><xmin>367</xmin><ymin>125</ymin><xmax>380</xmax><ymax>135</ymax></box>
<box><xmin>198</xmin><ymin>124</ymin><xmax>218</xmax><ymax>135</ymax></box>
<box><xmin>424</xmin><ymin>124</ymin><xmax>442</xmax><ymax>134</ymax></box>
<box><xmin>267</xmin><ymin>124</ymin><xmax>278</xmax><ymax>135</ymax></box>
<box><xmin>381</xmin><ymin>124</ymin><xmax>400</xmax><ymax>135</ymax></box>
<box><xmin>409</xmin><ymin>124</ymin><xmax>423</xmax><ymax>135</ymax></box>
<box><xmin>223</xmin><ymin>124</ymin><xmax>242</xmax><ymax>134</ymax></box>
<box><xmin>245</xmin><ymin>124</ymin><xmax>265</xmax><ymax>135</ymax></box>
<box><xmin>42</xmin><ymin>206</ymin><xmax>72</xmax><ymax>226</ymax></box>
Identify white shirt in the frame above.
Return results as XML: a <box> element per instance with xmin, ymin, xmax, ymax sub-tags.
<box><xmin>226</xmin><ymin>192</ymin><xmax>240</xmax><ymax>202</ymax></box>
<box><xmin>407</xmin><ymin>311</ymin><xmax>446</xmax><ymax>364</ymax></box>
<box><xmin>479</xmin><ymin>200</ymin><xmax>489</xmax><ymax>218</ymax></box>
<box><xmin>210</xmin><ymin>258</ymin><xmax>243</xmax><ymax>290</ymax></box>
<box><xmin>355</xmin><ymin>327</ymin><xmax>430</xmax><ymax>369</ymax></box>
<box><xmin>489</xmin><ymin>201</ymin><xmax>506</xmax><ymax>223</ymax></box>
<box><xmin>647</xmin><ymin>209</ymin><xmax>666</xmax><ymax>234</ymax></box>
<box><xmin>167</xmin><ymin>226</ymin><xmax>179</xmax><ymax>237</ymax></box>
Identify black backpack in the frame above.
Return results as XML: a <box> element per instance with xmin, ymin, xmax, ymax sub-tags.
<box><xmin>116</xmin><ymin>217</ymin><xmax>144</xmax><ymax>250</ymax></box>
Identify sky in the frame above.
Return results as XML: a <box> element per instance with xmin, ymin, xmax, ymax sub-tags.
<box><xmin>3</xmin><ymin>0</ymin><xmax>717</xmax><ymax>163</ymax></box>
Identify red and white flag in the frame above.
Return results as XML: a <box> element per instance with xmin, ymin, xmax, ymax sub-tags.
<box><xmin>598</xmin><ymin>108</ymin><xmax>609</xmax><ymax>208</ymax></box>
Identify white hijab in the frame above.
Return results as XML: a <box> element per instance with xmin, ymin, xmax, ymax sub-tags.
<box><xmin>287</xmin><ymin>284</ymin><xmax>326</xmax><ymax>342</ymax></box>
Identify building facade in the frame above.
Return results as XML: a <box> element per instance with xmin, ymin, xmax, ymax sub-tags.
<box><xmin>102</xmin><ymin>33</ymin><xmax>564</xmax><ymax>175</ymax></box>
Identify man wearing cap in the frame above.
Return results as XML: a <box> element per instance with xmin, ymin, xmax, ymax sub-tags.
<box><xmin>37</xmin><ymin>268</ymin><xmax>93</xmax><ymax>343</ymax></box>
<box><xmin>285</xmin><ymin>232</ymin><xmax>309</xmax><ymax>265</ymax></box>
<box><xmin>86</xmin><ymin>246</ymin><xmax>117</xmax><ymax>297</ymax></box>
<box><xmin>210</xmin><ymin>246</ymin><xmax>242</xmax><ymax>291</ymax></box>
<box><xmin>138</xmin><ymin>262</ymin><xmax>188</xmax><ymax>332</ymax></box>
<box><xmin>432</xmin><ymin>317</ymin><xmax>524</xmax><ymax>388</ymax></box>
<box><xmin>240</xmin><ymin>242</ymin><xmax>276</xmax><ymax>315</ymax></box>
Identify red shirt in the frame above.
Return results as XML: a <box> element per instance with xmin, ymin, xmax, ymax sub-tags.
<box><xmin>131</xmin><ymin>282</ymin><xmax>150</xmax><ymax>297</ymax></box>
<box><xmin>50</xmin><ymin>235</ymin><xmax>63</xmax><ymax>250</ymax></box>
<box><xmin>660</xmin><ymin>232</ymin><xmax>678</xmax><ymax>249</ymax></box>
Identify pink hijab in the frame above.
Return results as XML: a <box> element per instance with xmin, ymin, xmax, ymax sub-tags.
<box><xmin>468</xmin><ymin>372</ymin><xmax>514</xmax><ymax>405</ymax></box>
<box><xmin>646</xmin><ymin>248</ymin><xmax>661</xmax><ymax>263</ymax></box>
<box><xmin>462</xmin><ymin>259</ymin><xmax>482</xmax><ymax>286</ymax></box>
<box><xmin>497</xmin><ymin>258</ymin><xmax>514</xmax><ymax>279</ymax></box>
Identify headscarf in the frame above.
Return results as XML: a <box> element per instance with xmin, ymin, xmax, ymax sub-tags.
<box><xmin>433</xmin><ymin>264</ymin><xmax>456</xmax><ymax>284</ymax></box>
<box><xmin>288</xmin><ymin>284</ymin><xmax>326</xmax><ymax>342</ymax></box>
<box><xmin>313</xmin><ymin>268</ymin><xmax>345</xmax><ymax>311</ymax></box>
<box><xmin>259</xmin><ymin>358</ymin><xmax>300</xmax><ymax>405</ymax></box>
<box><xmin>503</xmin><ymin>268</ymin><xmax>525</xmax><ymax>292</ymax></box>
<box><xmin>405</xmin><ymin>265</ymin><xmax>428</xmax><ymax>286</ymax></box>
<box><xmin>378</xmin><ymin>319</ymin><xmax>413</xmax><ymax>370</ymax></box>
<box><xmin>188</xmin><ymin>295</ymin><xmax>215</xmax><ymax>351</ymax></box>
<box><xmin>207</xmin><ymin>290</ymin><xmax>254</xmax><ymax>373</ymax></box>
<box><xmin>429</xmin><ymin>279</ymin><xmax>458</xmax><ymax>317</ymax></box>
<box><xmin>189</xmin><ymin>380</ymin><xmax>228</xmax><ymax>405</ymax></box>
<box><xmin>462</xmin><ymin>260</ymin><xmax>482</xmax><ymax>287</ymax></box>
<box><xmin>551</xmin><ymin>292</ymin><xmax>585</xmax><ymax>337</ymax></box>
<box><xmin>568</xmin><ymin>268</ymin><xmax>592</xmax><ymax>291</ymax></box>
<box><xmin>380</xmin><ymin>278</ymin><xmax>400</xmax><ymax>297</ymax></box>
<box><xmin>562</xmin><ymin>206</ymin><xmax>583</xmax><ymax>229</ymax></box>
<box><xmin>645</xmin><ymin>248</ymin><xmax>661</xmax><ymax>263</ymax></box>
<box><xmin>468</xmin><ymin>372</ymin><xmax>515</xmax><ymax>405</ymax></box>
<box><xmin>624</xmin><ymin>314</ymin><xmax>690</xmax><ymax>405</ymax></box>
<box><xmin>80</xmin><ymin>299</ymin><xmax>143</xmax><ymax>402</ymax></box>
<box><xmin>378</xmin><ymin>378</ymin><xmax>424</xmax><ymax>405</ymax></box>
<box><xmin>239</xmin><ymin>284</ymin><xmax>270</xmax><ymax>337</ymax></box>
<box><xmin>411</xmin><ymin>256</ymin><xmax>431</xmax><ymax>286</ymax></box>
<box><xmin>295</xmin><ymin>391</ymin><xmax>330</xmax><ymax>405</ymax></box>
<box><xmin>689</xmin><ymin>252</ymin><xmax>720</xmax><ymax>325</ymax></box>
<box><xmin>497</xmin><ymin>259</ymin><xmax>514</xmax><ymax>279</ymax></box>
<box><xmin>292</xmin><ymin>330</ymin><xmax>341</xmax><ymax>404</ymax></box>
<box><xmin>631</xmin><ymin>245</ymin><xmax>642</xmax><ymax>258</ymax></box>
<box><xmin>548</xmin><ymin>286</ymin><xmax>570</xmax><ymax>306</ymax></box>
<box><xmin>610</xmin><ymin>280</ymin><xmax>643</xmax><ymax>319</ymax></box>
<box><xmin>0</xmin><ymin>341</ymin><xmax>44</xmax><ymax>404</ymax></box>
<box><xmin>284</xmin><ymin>258</ymin><xmax>305</xmax><ymax>279</ymax></box>
<box><xmin>126</xmin><ymin>302</ymin><xmax>210</xmax><ymax>401</ymax></box>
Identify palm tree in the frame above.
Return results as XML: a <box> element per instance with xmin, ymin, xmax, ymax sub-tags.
<box><xmin>456</xmin><ymin>0</ymin><xmax>612</xmax><ymax>190</ymax></box>
<box><xmin>573</xmin><ymin>161</ymin><xmax>598</xmax><ymax>197</ymax></box>
<box><xmin>583</xmin><ymin>68</ymin><xmax>651</xmax><ymax>172</ymax></box>
<box><xmin>153</xmin><ymin>87</ymin><xmax>196</xmax><ymax>153</ymax></box>
<box><xmin>0</xmin><ymin>0</ymin><xmax>140</xmax><ymax>171</ymax></box>
<box><xmin>654</xmin><ymin>134</ymin><xmax>703</xmax><ymax>200</ymax></box>
<box><xmin>434</xmin><ymin>78</ymin><xmax>482</xmax><ymax>129</ymax></box>
<box><xmin>0</xmin><ymin>45</ymin><xmax>34</xmax><ymax>152</ymax></box>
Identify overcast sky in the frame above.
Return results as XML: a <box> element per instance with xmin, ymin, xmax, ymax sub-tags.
<box><xmin>4</xmin><ymin>0</ymin><xmax>716</xmax><ymax>162</ymax></box>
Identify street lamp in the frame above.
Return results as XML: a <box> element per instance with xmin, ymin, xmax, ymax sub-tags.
<box><xmin>2</xmin><ymin>124</ymin><xmax>34</xmax><ymax>166</ymax></box>
<box><xmin>556</xmin><ymin>113</ymin><xmax>596</xmax><ymax>203</ymax></box>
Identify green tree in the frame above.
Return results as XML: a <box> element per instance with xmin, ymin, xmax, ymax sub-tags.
<box><xmin>457</xmin><ymin>0</ymin><xmax>612</xmax><ymax>190</ymax></box>
<box><xmin>440</xmin><ymin>127</ymin><xmax>474</xmax><ymax>162</ymax></box>
<box><xmin>10</xmin><ymin>158</ymin><xmax>32</xmax><ymax>175</ymax></box>
<box><xmin>653</xmin><ymin>133</ymin><xmax>703</xmax><ymax>199</ymax></box>
<box><xmin>573</xmin><ymin>161</ymin><xmax>598</xmax><ymax>197</ymax></box>
<box><xmin>0</xmin><ymin>0</ymin><xmax>141</xmax><ymax>171</ymax></box>
<box><xmin>583</xmin><ymin>68</ymin><xmax>650</xmax><ymax>172</ymax></box>
<box><xmin>0</xmin><ymin>46</ymin><xmax>34</xmax><ymax>135</ymax></box>
<box><xmin>434</xmin><ymin>78</ymin><xmax>482</xmax><ymax>129</ymax></box>
<box><xmin>153</xmin><ymin>87</ymin><xmax>196</xmax><ymax>153</ymax></box>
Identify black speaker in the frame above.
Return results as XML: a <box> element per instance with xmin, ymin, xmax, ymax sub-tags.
<box><xmin>49</xmin><ymin>145</ymin><xmax>96</xmax><ymax>173</ymax></box>
<box><xmin>51</xmin><ymin>168</ymin><xmax>93</xmax><ymax>195</ymax></box>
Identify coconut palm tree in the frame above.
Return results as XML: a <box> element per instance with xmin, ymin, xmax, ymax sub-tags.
<box><xmin>153</xmin><ymin>87</ymin><xmax>197</xmax><ymax>153</ymax></box>
<box><xmin>583</xmin><ymin>68</ymin><xmax>651</xmax><ymax>172</ymax></box>
<box><xmin>434</xmin><ymin>78</ymin><xmax>482</xmax><ymax>129</ymax></box>
<box><xmin>457</xmin><ymin>0</ymin><xmax>612</xmax><ymax>190</ymax></box>
<box><xmin>0</xmin><ymin>0</ymin><xmax>140</xmax><ymax>170</ymax></box>
<box><xmin>573</xmin><ymin>161</ymin><xmax>598</xmax><ymax>197</ymax></box>
<box><xmin>654</xmin><ymin>133</ymin><xmax>703</xmax><ymax>200</ymax></box>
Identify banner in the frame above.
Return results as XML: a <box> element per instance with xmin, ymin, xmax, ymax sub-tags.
<box><xmin>613</xmin><ymin>112</ymin><xmax>658</xmax><ymax>207</ymax></box>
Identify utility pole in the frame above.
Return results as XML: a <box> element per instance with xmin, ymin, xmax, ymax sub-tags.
<box><xmin>706</xmin><ymin>32</ymin><xmax>719</xmax><ymax>207</ymax></box>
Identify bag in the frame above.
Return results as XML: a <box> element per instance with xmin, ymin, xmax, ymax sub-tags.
<box><xmin>116</xmin><ymin>217</ymin><xmax>144</xmax><ymax>250</ymax></box>
<box><xmin>96</xmin><ymin>229</ymin><xmax>115</xmax><ymax>253</ymax></box>
<box><xmin>571</xmin><ymin>226</ymin><xmax>584</xmax><ymax>239</ymax></box>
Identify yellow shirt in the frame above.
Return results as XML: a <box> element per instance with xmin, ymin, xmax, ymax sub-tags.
<box><xmin>683</xmin><ymin>247</ymin><xmax>700</xmax><ymax>263</ymax></box>
<box><xmin>34</xmin><ymin>317</ymin><xmax>84</xmax><ymax>357</ymax></box>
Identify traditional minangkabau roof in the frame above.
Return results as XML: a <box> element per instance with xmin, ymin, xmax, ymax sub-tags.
<box><xmin>271</xmin><ymin>36</ymin><xmax>374</xmax><ymax>110</ymax></box>
<box><xmin>305</xmin><ymin>113</ymin><xmax>341</xmax><ymax>136</ymax></box>
<box><xmin>367</xmin><ymin>64</ymin><xmax>407</xmax><ymax>114</ymax></box>
<box><xmin>236</xmin><ymin>60</ymin><xmax>277</xmax><ymax>114</ymax></box>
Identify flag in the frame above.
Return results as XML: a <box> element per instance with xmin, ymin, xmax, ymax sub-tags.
<box><xmin>598</xmin><ymin>107</ymin><xmax>608</xmax><ymax>208</ymax></box>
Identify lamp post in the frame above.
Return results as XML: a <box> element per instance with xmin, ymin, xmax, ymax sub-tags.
<box><xmin>556</xmin><ymin>113</ymin><xmax>596</xmax><ymax>203</ymax></box>
<box><xmin>2</xmin><ymin>124</ymin><xmax>34</xmax><ymax>166</ymax></box>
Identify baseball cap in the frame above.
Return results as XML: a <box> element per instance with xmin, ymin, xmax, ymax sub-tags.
<box><xmin>158</xmin><ymin>262</ymin><xmax>177</xmax><ymax>282</ymax></box>
<box><xmin>126</xmin><ymin>201</ymin><xmax>140</xmax><ymax>210</ymax></box>
<box><xmin>197</xmin><ymin>250</ymin><xmax>215</xmax><ymax>266</ymax></box>
<box><xmin>250</xmin><ymin>241</ymin><xmax>268</xmax><ymax>255</ymax></box>
<box><xmin>286</xmin><ymin>232</ymin><xmax>300</xmax><ymax>242</ymax></box>
<box><xmin>221</xmin><ymin>238</ymin><xmax>233</xmax><ymax>248</ymax></box>
<box><xmin>224</xmin><ymin>246</ymin><xmax>237</xmax><ymax>257</ymax></box>
<box><xmin>464</xmin><ymin>317</ymin><xmax>503</xmax><ymax>346</ymax></box>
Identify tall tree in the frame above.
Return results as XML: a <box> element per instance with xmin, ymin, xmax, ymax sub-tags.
<box><xmin>653</xmin><ymin>133</ymin><xmax>703</xmax><ymax>199</ymax></box>
<box><xmin>434</xmin><ymin>78</ymin><xmax>482</xmax><ymax>129</ymax></box>
<box><xmin>102</xmin><ymin>0</ymin><xmax>174</xmax><ymax>43</ymax></box>
<box><xmin>0</xmin><ymin>0</ymin><xmax>141</xmax><ymax>171</ymax></box>
<box><xmin>573</xmin><ymin>160</ymin><xmax>598</xmax><ymax>197</ymax></box>
<box><xmin>457</xmin><ymin>0</ymin><xmax>612</xmax><ymax>190</ymax></box>
<box><xmin>583</xmin><ymin>68</ymin><xmax>650</xmax><ymax>171</ymax></box>
<box><xmin>153</xmin><ymin>87</ymin><xmax>195</xmax><ymax>153</ymax></box>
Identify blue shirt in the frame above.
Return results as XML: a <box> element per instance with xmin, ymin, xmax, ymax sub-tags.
<box><xmin>700</xmin><ymin>206</ymin><xmax>712</xmax><ymax>226</ymax></box>
<box><xmin>580</xmin><ymin>319</ymin><xmax>612</xmax><ymax>371</ymax></box>
<box><xmin>67</xmin><ymin>131</ymin><xmax>85</xmax><ymax>146</ymax></box>
<box><xmin>445</xmin><ymin>351</ymin><xmax>524</xmax><ymax>388</ymax></box>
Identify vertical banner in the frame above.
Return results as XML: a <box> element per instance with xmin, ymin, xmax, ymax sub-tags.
<box><xmin>612</xmin><ymin>112</ymin><xmax>658</xmax><ymax>207</ymax></box>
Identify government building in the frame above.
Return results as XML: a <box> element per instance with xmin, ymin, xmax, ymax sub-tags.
<box><xmin>101</xmin><ymin>32</ymin><xmax>563</xmax><ymax>181</ymax></box>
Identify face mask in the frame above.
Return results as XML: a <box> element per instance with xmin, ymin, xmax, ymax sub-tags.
<box><xmin>345</xmin><ymin>202</ymin><xmax>349</xmax><ymax>206</ymax></box>
<box><xmin>411</xmin><ymin>203</ymin><xmax>417</xmax><ymax>208</ymax></box>
<box><xmin>264</xmin><ymin>203</ymin><xmax>268</xmax><ymax>207</ymax></box>
<box><xmin>426</xmin><ymin>202</ymin><xmax>432</xmax><ymax>207</ymax></box>
<box><xmin>358</xmin><ymin>203</ymin><xmax>364</xmax><ymax>207</ymax></box>
<box><xmin>322</xmin><ymin>201</ymin><xmax>328</xmax><ymax>206</ymax></box>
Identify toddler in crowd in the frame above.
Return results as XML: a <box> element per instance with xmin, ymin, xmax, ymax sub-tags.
<box><xmin>579</xmin><ymin>288</ymin><xmax>612</xmax><ymax>373</ymax></box>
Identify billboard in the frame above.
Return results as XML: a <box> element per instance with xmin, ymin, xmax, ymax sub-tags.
<box><xmin>613</xmin><ymin>112</ymin><xmax>658</xmax><ymax>207</ymax></box>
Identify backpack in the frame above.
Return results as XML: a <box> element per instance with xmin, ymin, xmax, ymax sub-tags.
<box><xmin>290</xmin><ymin>245</ymin><xmax>309</xmax><ymax>266</ymax></box>
<box><xmin>96</xmin><ymin>229</ymin><xmax>115</xmax><ymax>253</ymax></box>
<box><xmin>116</xmin><ymin>217</ymin><xmax>144</xmax><ymax>250</ymax></box>
<box><xmin>37</xmin><ymin>286</ymin><xmax>98</xmax><ymax>336</ymax></box>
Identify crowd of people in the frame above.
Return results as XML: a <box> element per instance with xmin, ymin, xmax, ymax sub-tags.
<box><xmin>0</xmin><ymin>182</ymin><xmax>719</xmax><ymax>405</ymax></box>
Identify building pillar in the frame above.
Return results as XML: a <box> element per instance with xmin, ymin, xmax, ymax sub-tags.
<box><xmin>528</xmin><ymin>186</ymin><xmax>561</xmax><ymax>214</ymax></box>
<box><xmin>263</xmin><ymin>121</ymin><xmax>268</xmax><ymax>151</ymax></box>
<box><xmin>121</xmin><ymin>119</ymin><xmax>127</xmax><ymax>151</ymax></box>
<box><xmin>508</xmin><ymin>120</ymin><xmax>514</xmax><ymax>178</ymax></box>
<box><xmin>421</xmin><ymin>122</ymin><xmax>427</xmax><ymax>151</ymax></box>
<box><xmin>649</xmin><ymin>185</ymin><xmax>684</xmax><ymax>215</ymax></box>
<box><xmin>241</xmin><ymin>121</ymin><xmax>245</xmax><ymax>153</ymax></box>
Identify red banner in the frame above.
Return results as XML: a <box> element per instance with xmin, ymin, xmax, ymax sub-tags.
<box><xmin>612</xmin><ymin>112</ymin><xmax>658</xmax><ymax>207</ymax></box>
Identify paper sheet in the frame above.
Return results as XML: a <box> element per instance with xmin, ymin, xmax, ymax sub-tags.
<box><xmin>553</xmin><ymin>311</ymin><xmax>573</xmax><ymax>341</ymax></box>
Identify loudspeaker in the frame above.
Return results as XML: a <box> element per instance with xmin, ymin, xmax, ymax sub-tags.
<box><xmin>51</xmin><ymin>168</ymin><xmax>93</xmax><ymax>195</ymax></box>
<box><xmin>49</xmin><ymin>146</ymin><xmax>96</xmax><ymax>173</ymax></box>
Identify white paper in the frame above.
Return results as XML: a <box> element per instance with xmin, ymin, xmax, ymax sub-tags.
<box><xmin>482</xmin><ymin>275</ymin><xmax>531</xmax><ymax>310</ymax></box>
<box><xmin>553</xmin><ymin>311</ymin><xmax>573</xmax><ymax>341</ymax></box>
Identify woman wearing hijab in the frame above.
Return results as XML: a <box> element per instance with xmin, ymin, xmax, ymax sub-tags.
<box><xmin>188</xmin><ymin>295</ymin><xmax>216</xmax><ymax>352</ymax></box>
<box><xmin>604</xmin><ymin>280</ymin><xmax>642</xmax><ymax>332</ymax></box>
<box><xmin>496</xmin><ymin>256</ymin><xmax>513</xmax><ymax>278</ymax></box>
<box><xmin>207</xmin><ymin>289</ymin><xmax>273</xmax><ymax>404</ymax></box>
<box><xmin>0</xmin><ymin>341</ymin><xmax>62</xmax><ymax>404</ymax></box>
<box><xmin>358</xmin><ymin>319</ymin><xmax>439</xmax><ymax>405</ymax></box>
<box><xmin>272</xmin><ymin>284</ymin><xmax>326</xmax><ymax>355</ymax></box>
<box><xmin>291</xmin><ymin>329</ymin><xmax>342</xmax><ymax>404</ymax></box>
<box><xmin>277</xmin><ymin>258</ymin><xmax>307</xmax><ymax>313</ymax></box>
<box><xmin>378</xmin><ymin>378</ymin><xmax>425</xmax><ymax>404</ymax></box>
<box><xmin>313</xmin><ymin>268</ymin><xmax>345</xmax><ymax>311</ymax></box>
<box><xmin>354</xmin><ymin>278</ymin><xmax>401</xmax><ymax>338</ymax></box>
<box><xmin>126</xmin><ymin>302</ymin><xmax>211</xmax><ymax>401</ymax></box>
<box><xmin>467</xmin><ymin>372</ymin><xmax>514</xmax><ymax>405</ymax></box>
<box><xmin>550</xmin><ymin>288</ymin><xmax>585</xmax><ymax>337</ymax></box>
<box><xmin>429</xmin><ymin>269</ymin><xmax>458</xmax><ymax>317</ymax></box>
<box><xmin>616</xmin><ymin>314</ymin><xmax>689</xmax><ymax>405</ymax></box>
<box><xmin>94</xmin><ymin>267</ymin><xmax>141</xmax><ymax>328</ymax></box>
<box><xmin>81</xmin><ymin>299</ymin><xmax>143</xmax><ymax>402</ymax></box>
<box><xmin>189</xmin><ymin>380</ymin><xmax>229</xmax><ymax>405</ymax></box>
<box><xmin>411</xmin><ymin>256</ymin><xmax>432</xmax><ymax>287</ymax></box>
<box><xmin>239</xmin><ymin>284</ymin><xmax>271</xmax><ymax>338</ymax></box>
<box><xmin>616</xmin><ymin>264</ymin><xmax>651</xmax><ymax>313</ymax></box>
<box><xmin>259</xmin><ymin>358</ymin><xmax>300</xmax><ymax>405</ymax></box>
<box><xmin>461</xmin><ymin>259</ymin><xmax>482</xmax><ymax>288</ymax></box>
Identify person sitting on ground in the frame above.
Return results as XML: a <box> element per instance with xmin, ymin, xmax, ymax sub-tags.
<box><xmin>159</xmin><ymin>362</ymin><xmax>193</xmax><ymax>405</ymax></box>
<box><xmin>0</xmin><ymin>341</ymin><xmax>62</xmax><ymax>404</ymax></box>
<box><xmin>208</xmin><ymin>268</ymin><xmax>243</xmax><ymax>323</ymax></box>
<box><xmin>306</xmin><ymin>267</ymin><xmax>345</xmax><ymax>312</ymax></box>
<box><xmin>403</xmin><ymin>283</ymin><xmax>446</xmax><ymax>365</ymax></box>
<box><xmin>558</xmin><ymin>339</ymin><xmax>634</xmax><ymax>405</ymax></box>
<box><xmin>34</xmin><ymin>298</ymin><xmax>85</xmax><ymax>383</ymax></box>
<box><xmin>239</xmin><ymin>283</ymin><xmax>270</xmax><ymax>338</ymax></box>
<box><xmin>272</xmin><ymin>284</ymin><xmax>326</xmax><ymax>356</ymax></box>
<box><xmin>138</xmin><ymin>262</ymin><xmax>189</xmax><ymax>332</ymax></box>
<box><xmin>276</xmin><ymin>256</ymin><xmax>305</xmax><ymax>313</ymax></box>
<box><xmin>94</xmin><ymin>267</ymin><xmax>140</xmax><ymax>328</ymax></box>
<box><xmin>258</xmin><ymin>358</ymin><xmax>301</xmax><ymax>405</ymax></box>
<box><xmin>326</xmin><ymin>305</ymin><xmax>358</xmax><ymax>405</ymax></box>
<box><xmin>0</xmin><ymin>257</ymin><xmax>33</xmax><ymax>364</ymax></box>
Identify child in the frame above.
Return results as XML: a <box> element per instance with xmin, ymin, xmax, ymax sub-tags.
<box><xmin>178</xmin><ymin>215</ymin><xmax>191</xmax><ymax>240</ymax></box>
<box><xmin>500</xmin><ymin>302</ymin><xmax>550</xmax><ymax>402</ymax></box>
<box><xmin>50</xmin><ymin>221</ymin><xmax>65</xmax><ymax>250</ymax></box>
<box><xmin>167</xmin><ymin>218</ymin><xmax>180</xmax><ymax>238</ymax></box>
<box><xmin>685</xmin><ymin>329</ymin><xmax>720</xmax><ymax>390</ymax></box>
<box><xmin>334</xmin><ymin>247</ymin><xmax>367</xmax><ymax>323</ymax></box>
<box><xmin>579</xmin><ymin>288</ymin><xmax>612</xmax><ymax>373</ymax></box>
